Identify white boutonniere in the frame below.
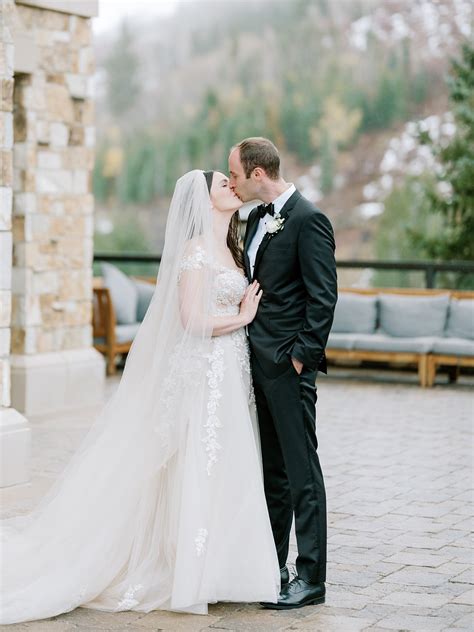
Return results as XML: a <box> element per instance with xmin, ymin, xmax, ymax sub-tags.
<box><xmin>266</xmin><ymin>212</ymin><xmax>286</xmax><ymax>235</ymax></box>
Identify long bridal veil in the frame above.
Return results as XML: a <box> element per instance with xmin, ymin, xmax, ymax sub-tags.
<box><xmin>0</xmin><ymin>170</ymin><xmax>218</xmax><ymax>624</ymax></box>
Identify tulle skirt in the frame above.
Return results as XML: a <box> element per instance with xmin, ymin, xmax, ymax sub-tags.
<box><xmin>0</xmin><ymin>332</ymin><xmax>280</xmax><ymax>623</ymax></box>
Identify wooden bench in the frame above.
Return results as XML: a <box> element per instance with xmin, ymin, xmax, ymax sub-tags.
<box><xmin>426</xmin><ymin>348</ymin><xmax>474</xmax><ymax>387</ymax></box>
<box><xmin>326</xmin><ymin>288</ymin><xmax>474</xmax><ymax>387</ymax></box>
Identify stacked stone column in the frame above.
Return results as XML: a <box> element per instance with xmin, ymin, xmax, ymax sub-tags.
<box><xmin>0</xmin><ymin>0</ymin><xmax>101</xmax><ymax>487</ymax></box>
<box><xmin>8</xmin><ymin>2</ymin><xmax>104</xmax><ymax>417</ymax></box>
<box><xmin>0</xmin><ymin>0</ymin><xmax>30</xmax><ymax>487</ymax></box>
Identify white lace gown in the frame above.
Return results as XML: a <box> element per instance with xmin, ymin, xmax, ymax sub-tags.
<box><xmin>74</xmin><ymin>252</ymin><xmax>280</xmax><ymax>616</ymax></box>
<box><xmin>0</xmin><ymin>249</ymin><xmax>280</xmax><ymax>624</ymax></box>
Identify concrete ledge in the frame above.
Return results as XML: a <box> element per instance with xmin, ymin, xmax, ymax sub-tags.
<box><xmin>15</xmin><ymin>0</ymin><xmax>98</xmax><ymax>18</ymax></box>
<box><xmin>0</xmin><ymin>406</ymin><xmax>31</xmax><ymax>487</ymax></box>
<box><xmin>10</xmin><ymin>347</ymin><xmax>105</xmax><ymax>415</ymax></box>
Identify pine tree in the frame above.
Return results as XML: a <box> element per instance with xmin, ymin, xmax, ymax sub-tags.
<box><xmin>412</xmin><ymin>42</ymin><xmax>474</xmax><ymax>264</ymax></box>
<box><xmin>320</xmin><ymin>131</ymin><xmax>334</xmax><ymax>195</ymax></box>
<box><xmin>104</xmin><ymin>22</ymin><xmax>141</xmax><ymax>119</ymax></box>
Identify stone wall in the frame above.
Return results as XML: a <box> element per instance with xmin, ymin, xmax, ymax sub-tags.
<box><xmin>0</xmin><ymin>0</ymin><xmax>30</xmax><ymax>488</ymax></box>
<box><xmin>0</xmin><ymin>0</ymin><xmax>101</xmax><ymax>486</ymax></box>
<box><xmin>0</xmin><ymin>0</ymin><xmax>14</xmax><ymax>409</ymax></box>
<box><xmin>11</xmin><ymin>3</ymin><xmax>96</xmax><ymax>357</ymax></box>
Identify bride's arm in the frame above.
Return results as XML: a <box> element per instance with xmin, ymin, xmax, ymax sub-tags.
<box><xmin>179</xmin><ymin>271</ymin><xmax>262</xmax><ymax>337</ymax></box>
<box><xmin>209</xmin><ymin>313</ymin><xmax>247</xmax><ymax>336</ymax></box>
<box><xmin>210</xmin><ymin>281</ymin><xmax>262</xmax><ymax>336</ymax></box>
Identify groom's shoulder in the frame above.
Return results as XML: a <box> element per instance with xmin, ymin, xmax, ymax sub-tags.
<box><xmin>294</xmin><ymin>190</ymin><xmax>333</xmax><ymax>227</ymax></box>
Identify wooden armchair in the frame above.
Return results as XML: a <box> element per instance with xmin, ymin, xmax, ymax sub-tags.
<box><xmin>92</xmin><ymin>276</ymin><xmax>156</xmax><ymax>375</ymax></box>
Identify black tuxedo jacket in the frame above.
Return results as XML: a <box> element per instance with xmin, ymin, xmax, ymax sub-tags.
<box><xmin>243</xmin><ymin>189</ymin><xmax>337</xmax><ymax>379</ymax></box>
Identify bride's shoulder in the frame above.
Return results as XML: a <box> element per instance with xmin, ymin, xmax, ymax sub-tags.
<box><xmin>178</xmin><ymin>238</ymin><xmax>212</xmax><ymax>276</ymax></box>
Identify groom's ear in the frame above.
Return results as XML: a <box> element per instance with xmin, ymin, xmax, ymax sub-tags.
<box><xmin>252</xmin><ymin>167</ymin><xmax>265</xmax><ymax>181</ymax></box>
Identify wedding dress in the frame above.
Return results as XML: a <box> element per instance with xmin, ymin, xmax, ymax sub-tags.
<box><xmin>0</xmin><ymin>171</ymin><xmax>280</xmax><ymax>624</ymax></box>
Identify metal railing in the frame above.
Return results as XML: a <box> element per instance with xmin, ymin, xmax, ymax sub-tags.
<box><xmin>93</xmin><ymin>253</ymin><xmax>474</xmax><ymax>289</ymax></box>
<box><xmin>336</xmin><ymin>260</ymin><xmax>474</xmax><ymax>288</ymax></box>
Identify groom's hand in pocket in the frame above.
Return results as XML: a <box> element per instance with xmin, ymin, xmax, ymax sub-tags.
<box><xmin>291</xmin><ymin>356</ymin><xmax>303</xmax><ymax>375</ymax></box>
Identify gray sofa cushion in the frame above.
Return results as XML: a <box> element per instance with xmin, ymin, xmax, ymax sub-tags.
<box><xmin>379</xmin><ymin>293</ymin><xmax>450</xmax><ymax>337</ymax></box>
<box><xmin>446</xmin><ymin>299</ymin><xmax>474</xmax><ymax>340</ymax></box>
<box><xmin>115</xmin><ymin>323</ymin><xmax>141</xmax><ymax>343</ymax></box>
<box><xmin>326</xmin><ymin>333</ymin><xmax>357</xmax><ymax>350</ymax></box>
<box><xmin>93</xmin><ymin>322</ymin><xmax>140</xmax><ymax>345</ymax></box>
<box><xmin>133</xmin><ymin>279</ymin><xmax>156</xmax><ymax>321</ymax></box>
<box><xmin>101</xmin><ymin>263</ymin><xmax>138</xmax><ymax>325</ymax></box>
<box><xmin>353</xmin><ymin>333</ymin><xmax>436</xmax><ymax>353</ymax></box>
<box><xmin>331</xmin><ymin>293</ymin><xmax>377</xmax><ymax>334</ymax></box>
<box><xmin>432</xmin><ymin>337</ymin><xmax>474</xmax><ymax>357</ymax></box>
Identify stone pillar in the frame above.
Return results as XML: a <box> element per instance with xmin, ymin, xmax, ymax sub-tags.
<box><xmin>8</xmin><ymin>1</ymin><xmax>103</xmax><ymax>417</ymax></box>
<box><xmin>0</xmin><ymin>0</ymin><xmax>31</xmax><ymax>487</ymax></box>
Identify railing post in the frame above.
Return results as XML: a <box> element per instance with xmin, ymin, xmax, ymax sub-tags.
<box><xmin>426</xmin><ymin>266</ymin><xmax>435</xmax><ymax>289</ymax></box>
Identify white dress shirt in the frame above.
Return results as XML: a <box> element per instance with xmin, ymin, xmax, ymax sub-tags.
<box><xmin>247</xmin><ymin>184</ymin><xmax>296</xmax><ymax>277</ymax></box>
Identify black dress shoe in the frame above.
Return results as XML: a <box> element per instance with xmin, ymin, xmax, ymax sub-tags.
<box><xmin>261</xmin><ymin>577</ymin><xmax>325</xmax><ymax>610</ymax></box>
<box><xmin>280</xmin><ymin>565</ymin><xmax>290</xmax><ymax>586</ymax></box>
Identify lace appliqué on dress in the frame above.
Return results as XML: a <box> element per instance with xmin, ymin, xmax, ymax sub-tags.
<box><xmin>195</xmin><ymin>528</ymin><xmax>208</xmax><ymax>556</ymax></box>
<box><xmin>211</xmin><ymin>266</ymin><xmax>255</xmax><ymax>406</ymax></box>
<box><xmin>202</xmin><ymin>338</ymin><xmax>225</xmax><ymax>476</ymax></box>
<box><xmin>177</xmin><ymin>244</ymin><xmax>211</xmax><ymax>282</ymax></box>
<box><xmin>155</xmin><ymin>341</ymin><xmax>206</xmax><ymax>448</ymax></box>
<box><xmin>231</xmin><ymin>328</ymin><xmax>256</xmax><ymax>407</ymax></box>
<box><xmin>213</xmin><ymin>266</ymin><xmax>247</xmax><ymax>316</ymax></box>
<box><xmin>117</xmin><ymin>583</ymin><xmax>143</xmax><ymax>610</ymax></box>
<box><xmin>155</xmin><ymin>244</ymin><xmax>211</xmax><ymax>445</ymax></box>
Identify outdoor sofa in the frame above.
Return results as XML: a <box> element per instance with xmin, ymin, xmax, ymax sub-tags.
<box><xmin>92</xmin><ymin>263</ymin><xmax>474</xmax><ymax>385</ymax></box>
<box><xmin>327</xmin><ymin>288</ymin><xmax>474</xmax><ymax>387</ymax></box>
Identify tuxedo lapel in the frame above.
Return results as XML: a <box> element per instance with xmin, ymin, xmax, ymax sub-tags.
<box><xmin>252</xmin><ymin>232</ymin><xmax>271</xmax><ymax>281</ymax></box>
<box><xmin>252</xmin><ymin>189</ymin><xmax>302</xmax><ymax>281</ymax></box>
<box><xmin>243</xmin><ymin>208</ymin><xmax>260</xmax><ymax>280</ymax></box>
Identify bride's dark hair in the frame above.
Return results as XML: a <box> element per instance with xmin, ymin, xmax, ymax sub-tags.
<box><xmin>227</xmin><ymin>212</ymin><xmax>245</xmax><ymax>272</ymax></box>
<box><xmin>203</xmin><ymin>170</ymin><xmax>245</xmax><ymax>273</ymax></box>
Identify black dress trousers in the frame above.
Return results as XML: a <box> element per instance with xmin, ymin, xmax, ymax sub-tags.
<box><xmin>251</xmin><ymin>352</ymin><xmax>327</xmax><ymax>584</ymax></box>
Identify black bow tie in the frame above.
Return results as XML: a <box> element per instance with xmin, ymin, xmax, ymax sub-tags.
<box><xmin>257</xmin><ymin>203</ymin><xmax>275</xmax><ymax>218</ymax></box>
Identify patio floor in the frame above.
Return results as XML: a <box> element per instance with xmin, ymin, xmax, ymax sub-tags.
<box><xmin>1</xmin><ymin>367</ymin><xmax>473</xmax><ymax>631</ymax></box>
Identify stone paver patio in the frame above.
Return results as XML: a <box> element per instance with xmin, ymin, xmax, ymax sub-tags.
<box><xmin>1</xmin><ymin>368</ymin><xmax>473</xmax><ymax>631</ymax></box>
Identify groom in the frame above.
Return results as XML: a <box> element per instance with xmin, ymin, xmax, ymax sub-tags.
<box><xmin>229</xmin><ymin>137</ymin><xmax>337</xmax><ymax>609</ymax></box>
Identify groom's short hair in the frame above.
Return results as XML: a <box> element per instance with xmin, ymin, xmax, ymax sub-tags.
<box><xmin>234</xmin><ymin>137</ymin><xmax>280</xmax><ymax>180</ymax></box>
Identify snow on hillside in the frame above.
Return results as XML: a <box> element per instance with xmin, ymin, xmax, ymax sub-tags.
<box><xmin>350</xmin><ymin>0</ymin><xmax>472</xmax><ymax>59</ymax></box>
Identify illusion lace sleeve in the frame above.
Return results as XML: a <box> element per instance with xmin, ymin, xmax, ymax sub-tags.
<box><xmin>177</xmin><ymin>245</ymin><xmax>211</xmax><ymax>282</ymax></box>
<box><xmin>177</xmin><ymin>244</ymin><xmax>213</xmax><ymax>332</ymax></box>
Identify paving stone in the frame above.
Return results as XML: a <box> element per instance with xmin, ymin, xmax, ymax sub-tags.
<box><xmin>450</xmin><ymin>567</ymin><xmax>474</xmax><ymax>584</ymax></box>
<box><xmin>383</xmin><ymin>550</ymin><xmax>452</xmax><ymax>568</ymax></box>
<box><xmin>289</xmin><ymin>613</ymin><xmax>374</xmax><ymax>631</ymax></box>
<box><xmin>43</xmin><ymin>608</ymin><xmax>141</xmax><ymax>630</ymax></box>
<box><xmin>381</xmin><ymin>567</ymin><xmax>451</xmax><ymax>587</ymax></box>
<box><xmin>378</xmin><ymin>590</ymin><xmax>450</xmax><ymax>607</ymax></box>
<box><xmin>392</xmin><ymin>500</ymin><xmax>463</xmax><ymax>518</ymax></box>
<box><xmin>5</xmin><ymin>621</ymin><xmax>77</xmax><ymax>631</ymax></box>
<box><xmin>436</xmin><ymin>603</ymin><xmax>474</xmax><ymax>619</ymax></box>
<box><xmin>374</xmin><ymin>613</ymin><xmax>455</xmax><ymax>631</ymax></box>
<box><xmin>132</xmin><ymin>608</ymin><xmax>222</xmax><ymax>630</ymax></box>
<box><xmin>452</xmin><ymin>588</ymin><xmax>474</xmax><ymax>605</ymax></box>
<box><xmin>328</xmin><ymin>569</ymin><xmax>382</xmax><ymax>588</ymax></box>
<box><xmin>436</xmin><ymin>546</ymin><xmax>473</xmax><ymax>563</ymax></box>
<box><xmin>324</xmin><ymin>588</ymin><xmax>371</xmax><ymax>610</ymax></box>
<box><xmin>449</xmin><ymin>613</ymin><xmax>474</xmax><ymax>629</ymax></box>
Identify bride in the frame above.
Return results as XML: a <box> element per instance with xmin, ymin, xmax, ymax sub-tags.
<box><xmin>0</xmin><ymin>169</ymin><xmax>281</xmax><ymax>624</ymax></box>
